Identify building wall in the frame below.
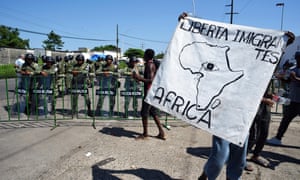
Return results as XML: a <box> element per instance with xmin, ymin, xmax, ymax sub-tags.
<box><xmin>0</xmin><ymin>47</ymin><xmax>122</xmax><ymax>64</ymax></box>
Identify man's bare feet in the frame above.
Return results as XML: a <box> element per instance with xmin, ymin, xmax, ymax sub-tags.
<box><xmin>155</xmin><ymin>133</ymin><xmax>166</xmax><ymax>140</ymax></box>
<box><xmin>135</xmin><ymin>134</ymin><xmax>148</xmax><ymax>140</ymax></box>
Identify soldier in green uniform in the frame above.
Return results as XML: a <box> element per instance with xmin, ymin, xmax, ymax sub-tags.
<box><xmin>19</xmin><ymin>53</ymin><xmax>47</xmax><ymax>115</ymax></box>
<box><xmin>69</xmin><ymin>54</ymin><xmax>93</xmax><ymax>117</ymax></box>
<box><xmin>64</xmin><ymin>55</ymin><xmax>74</xmax><ymax>91</ymax></box>
<box><xmin>94</xmin><ymin>56</ymin><xmax>105</xmax><ymax>74</ymax></box>
<box><xmin>86</xmin><ymin>58</ymin><xmax>96</xmax><ymax>88</ymax></box>
<box><xmin>40</xmin><ymin>56</ymin><xmax>58</xmax><ymax>115</ymax></box>
<box><xmin>55</xmin><ymin>55</ymin><xmax>66</xmax><ymax>96</ymax></box>
<box><xmin>95</xmin><ymin>55</ymin><xmax>119</xmax><ymax>116</ymax></box>
<box><xmin>121</xmin><ymin>56</ymin><xmax>142</xmax><ymax>117</ymax></box>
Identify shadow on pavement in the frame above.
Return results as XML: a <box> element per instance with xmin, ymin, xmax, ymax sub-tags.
<box><xmin>92</xmin><ymin>160</ymin><xmax>178</xmax><ymax>180</ymax></box>
<box><xmin>99</xmin><ymin>127</ymin><xmax>140</xmax><ymax>139</ymax></box>
<box><xmin>186</xmin><ymin>147</ymin><xmax>211</xmax><ymax>159</ymax></box>
<box><xmin>266</xmin><ymin>143</ymin><xmax>300</xmax><ymax>149</ymax></box>
<box><xmin>260</xmin><ymin>150</ymin><xmax>300</xmax><ymax>170</ymax></box>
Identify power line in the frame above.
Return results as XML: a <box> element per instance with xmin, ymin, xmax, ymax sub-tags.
<box><xmin>2</xmin><ymin>24</ymin><xmax>168</xmax><ymax>45</ymax></box>
<box><xmin>119</xmin><ymin>33</ymin><xmax>168</xmax><ymax>44</ymax></box>
<box><xmin>2</xmin><ymin>25</ymin><xmax>114</xmax><ymax>42</ymax></box>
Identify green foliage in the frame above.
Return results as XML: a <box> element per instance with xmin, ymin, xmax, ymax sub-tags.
<box><xmin>0</xmin><ymin>25</ymin><xmax>29</xmax><ymax>48</ymax></box>
<box><xmin>42</xmin><ymin>30</ymin><xmax>64</xmax><ymax>50</ymax></box>
<box><xmin>118</xmin><ymin>60</ymin><xmax>128</xmax><ymax>69</ymax></box>
<box><xmin>124</xmin><ymin>48</ymin><xmax>144</xmax><ymax>58</ymax></box>
<box><xmin>155</xmin><ymin>52</ymin><xmax>164</xmax><ymax>59</ymax></box>
<box><xmin>0</xmin><ymin>64</ymin><xmax>16</xmax><ymax>78</ymax></box>
<box><xmin>92</xmin><ymin>45</ymin><xmax>118</xmax><ymax>51</ymax></box>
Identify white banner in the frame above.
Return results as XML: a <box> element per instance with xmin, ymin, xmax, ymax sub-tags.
<box><xmin>145</xmin><ymin>16</ymin><xmax>288</xmax><ymax>146</ymax></box>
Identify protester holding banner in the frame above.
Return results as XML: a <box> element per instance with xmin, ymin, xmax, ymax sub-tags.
<box><xmin>132</xmin><ymin>49</ymin><xmax>166</xmax><ymax>140</ymax></box>
<box><xmin>176</xmin><ymin>12</ymin><xmax>246</xmax><ymax>180</ymax></box>
<box><xmin>168</xmin><ymin>12</ymin><xmax>297</xmax><ymax>180</ymax></box>
<box><xmin>268</xmin><ymin>51</ymin><xmax>300</xmax><ymax>145</ymax></box>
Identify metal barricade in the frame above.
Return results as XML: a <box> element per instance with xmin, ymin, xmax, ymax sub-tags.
<box><xmin>1</xmin><ymin>75</ymin><xmax>176</xmax><ymax>129</ymax></box>
<box><xmin>2</xmin><ymin>75</ymin><xmax>285</xmax><ymax>122</ymax></box>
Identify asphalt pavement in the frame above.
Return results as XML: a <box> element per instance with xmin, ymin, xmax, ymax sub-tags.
<box><xmin>0</xmin><ymin>115</ymin><xmax>299</xmax><ymax>180</ymax></box>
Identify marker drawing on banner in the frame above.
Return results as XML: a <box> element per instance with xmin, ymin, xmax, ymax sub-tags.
<box><xmin>145</xmin><ymin>16</ymin><xmax>287</xmax><ymax>146</ymax></box>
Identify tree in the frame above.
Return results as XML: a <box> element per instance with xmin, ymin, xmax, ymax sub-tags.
<box><xmin>92</xmin><ymin>45</ymin><xmax>118</xmax><ymax>52</ymax></box>
<box><xmin>0</xmin><ymin>25</ymin><xmax>29</xmax><ymax>49</ymax></box>
<box><xmin>155</xmin><ymin>52</ymin><xmax>164</xmax><ymax>59</ymax></box>
<box><xmin>42</xmin><ymin>30</ymin><xmax>64</xmax><ymax>50</ymax></box>
<box><xmin>123</xmin><ymin>48</ymin><xmax>144</xmax><ymax>58</ymax></box>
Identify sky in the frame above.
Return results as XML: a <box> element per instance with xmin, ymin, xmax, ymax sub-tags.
<box><xmin>0</xmin><ymin>0</ymin><xmax>299</xmax><ymax>55</ymax></box>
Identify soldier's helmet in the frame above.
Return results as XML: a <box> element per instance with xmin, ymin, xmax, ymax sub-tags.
<box><xmin>34</xmin><ymin>56</ymin><xmax>38</xmax><ymax>63</ymax></box>
<box><xmin>64</xmin><ymin>56</ymin><xmax>69</xmax><ymax>62</ymax></box>
<box><xmin>41</xmin><ymin>55</ymin><xmax>47</xmax><ymax>62</ymax></box>
<box><xmin>68</xmin><ymin>55</ymin><xmax>74</xmax><ymax>60</ymax></box>
<box><xmin>25</xmin><ymin>53</ymin><xmax>35</xmax><ymax>62</ymax></box>
<box><xmin>56</xmin><ymin>56</ymin><xmax>62</xmax><ymax>62</ymax></box>
<box><xmin>105</xmin><ymin>55</ymin><xmax>113</xmax><ymax>61</ymax></box>
<box><xmin>129</xmin><ymin>56</ymin><xmax>138</xmax><ymax>63</ymax></box>
<box><xmin>46</xmin><ymin>56</ymin><xmax>55</xmax><ymax>64</ymax></box>
<box><xmin>76</xmin><ymin>54</ymin><xmax>85</xmax><ymax>61</ymax></box>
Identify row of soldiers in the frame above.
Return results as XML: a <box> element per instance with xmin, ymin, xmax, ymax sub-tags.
<box><xmin>14</xmin><ymin>53</ymin><xmax>144</xmax><ymax>117</ymax></box>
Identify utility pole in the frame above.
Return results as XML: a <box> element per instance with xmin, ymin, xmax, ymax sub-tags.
<box><xmin>192</xmin><ymin>0</ymin><xmax>196</xmax><ymax>16</ymax></box>
<box><xmin>225</xmin><ymin>0</ymin><xmax>239</xmax><ymax>24</ymax></box>
<box><xmin>276</xmin><ymin>3</ymin><xmax>284</xmax><ymax>30</ymax></box>
<box><xmin>116</xmin><ymin>24</ymin><xmax>119</xmax><ymax>60</ymax></box>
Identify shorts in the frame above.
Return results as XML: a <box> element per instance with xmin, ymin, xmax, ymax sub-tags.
<box><xmin>141</xmin><ymin>100</ymin><xmax>160</xmax><ymax>117</ymax></box>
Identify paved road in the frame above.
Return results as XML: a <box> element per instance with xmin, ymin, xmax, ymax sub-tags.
<box><xmin>0</xmin><ymin>79</ymin><xmax>15</xmax><ymax>100</ymax></box>
<box><xmin>0</xmin><ymin>117</ymin><xmax>299</xmax><ymax>180</ymax></box>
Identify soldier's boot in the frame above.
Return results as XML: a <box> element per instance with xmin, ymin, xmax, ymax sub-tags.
<box><xmin>109</xmin><ymin>106</ymin><xmax>114</xmax><ymax>117</ymax></box>
<box><xmin>87</xmin><ymin>104</ymin><xmax>93</xmax><ymax>117</ymax></box>
<box><xmin>123</xmin><ymin>104</ymin><xmax>128</xmax><ymax>118</ymax></box>
<box><xmin>50</xmin><ymin>104</ymin><xmax>55</xmax><ymax>115</ymax></box>
<box><xmin>71</xmin><ymin>104</ymin><xmax>77</xmax><ymax>118</ymax></box>
<box><xmin>134</xmin><ymin>108</ymin><xmax>140</xmax><ymax>117</ymax></box>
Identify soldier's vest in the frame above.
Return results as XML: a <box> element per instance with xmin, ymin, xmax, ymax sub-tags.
<box><xmin>72</xmin><ymin>62</ymin><xmax>90</xmax><ymax>85</ymax></box>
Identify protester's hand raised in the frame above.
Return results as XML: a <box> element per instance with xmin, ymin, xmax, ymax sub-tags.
<box><xmin>178</xmin><ymin>12</ymin><xmax>188</xmax><ymax>21</ymax></box>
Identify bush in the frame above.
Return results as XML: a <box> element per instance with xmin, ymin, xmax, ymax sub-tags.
<box><xmin>118</xmin><ymin>60</ymin><xmax>128</xmax><ymax>69</ymax></box>
<box><xmin>0</xmin><ymin>64</ymin><xmax>16</xmax><ymax>79</ymax></box>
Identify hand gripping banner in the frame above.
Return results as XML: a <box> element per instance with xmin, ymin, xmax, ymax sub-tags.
<box><xmin>145</xmin><ymin>16</ymin><xmax>289</xmax><ymax>146</ymax></box>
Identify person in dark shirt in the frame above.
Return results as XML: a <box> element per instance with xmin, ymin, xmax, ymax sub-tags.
<box><xmin>133</xmin><ymin>49</ymin><xmax>166</xmax><ymax>140</ymax></box>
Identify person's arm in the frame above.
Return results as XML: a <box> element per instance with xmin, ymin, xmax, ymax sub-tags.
<box><xmin>262</xmin><ymin>97</ymin><xmax>274</xmax><ymax>107</ymax></box>
<box><xmin>290</xmin><ymin>71</ymin><xmax>300</xmax><ymax>81</ymax></box>
<box><xmin>133</xmin><ymin>71</ymin><xmax>148</xmax><ymax>83</ymax></box>
<box><xmin>133</xmin><ymin>63</ymin><xmax>155</xmax><ymax>83</ymax></box>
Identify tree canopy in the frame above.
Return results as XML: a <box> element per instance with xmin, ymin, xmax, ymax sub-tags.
<box><xmin>92</xmin><ymin>45</ymin><xmax>118</xmax><ymax>52</ymax></box>
<box><xmin>155</xmin><ymin>52</ymin><xmax>164</xmax><ymax>59</ymax></box>
<box><xmin>42</xmin><ymin>30</ymin><xmax>64</xmax><ymax>50</ymax></box>
<box><xmin>0</xmin><ymin>25</ymin><xmax>29</xmax><ymax>49</ymax></box>
<box><xmin>123</xmin><ymin>48</ymin><xmax>164</xmax><ymax>59</ymax></box>
<box><xmin>123</xmin><ymin>48</ymin><xmax>144</xmax><ymax>58</ymax></box>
